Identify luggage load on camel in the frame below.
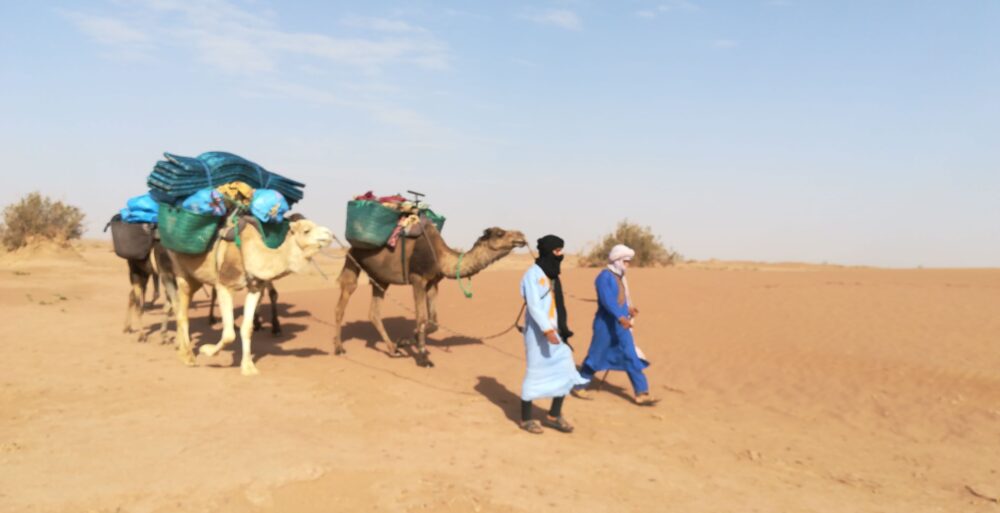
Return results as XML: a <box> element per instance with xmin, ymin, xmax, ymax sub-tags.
<box><xmin>147</xmin><ymin>152</ymin><xmax>304</xmax><ymax>254</ymax></box>
<box><xmin>107</xmin><ymin>192</ymin><xmax>159</xmax><ymax>260</ymax></box>
<box><xmin>147</xmin><ymin>151</ymin><xmax>304</xmax><ymax>205</ymax></box>
<box><xmin>345</xmin><ymin>190</ymin><xmax>445</xmax><ymax>249</ymax></box>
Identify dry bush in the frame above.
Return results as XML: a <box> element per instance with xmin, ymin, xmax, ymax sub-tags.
<box><xmin>0</xmin><ymin>192</ymin><xmax>85</xmax><ymax>250</ymax></box>
<box><xmin>580</xmin><ymin>220</ymin><xmax>681</xmax><ymax>267</ymax></box>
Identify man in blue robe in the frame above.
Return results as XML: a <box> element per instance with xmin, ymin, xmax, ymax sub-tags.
<box><xmin>519</xmin><ymin>235</ymin><xmax>589</xmax><ymax>434</ymax></box>
<box><xmin>573</xmin><ymin>244</ymin><xmax>659</xmax><ymax>406</ymax></box>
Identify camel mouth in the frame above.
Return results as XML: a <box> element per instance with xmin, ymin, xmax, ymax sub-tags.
<box><xmin>513</xmin><ymin>238</ymin><xmax>528</xmax><ymax>248</ymax></box>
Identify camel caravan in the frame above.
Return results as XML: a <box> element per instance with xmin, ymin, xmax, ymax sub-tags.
<box><xmin>109</xmin><ymin>152</ymin><xmax>525</xmax><ymax>374</ymax></box>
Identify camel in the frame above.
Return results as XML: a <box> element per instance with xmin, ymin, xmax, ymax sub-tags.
<box><xmin>123</xmin><ymin>241</ymin><xmax>178</xmax><ymax>343</ymax></box>
<box><xmin>168</xmin><ymin>214</ymin><xmax>332</xmax><ymax>375</ymax></box>
<box><xmin>333</xmin><ymin>222</ymin><xmax>527</xmax><ymax>367</ymax></box>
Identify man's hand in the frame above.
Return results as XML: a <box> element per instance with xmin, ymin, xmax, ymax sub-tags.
<box><xmin>629</xmin><ymin>306</ymin><xmax>639</xmax><ymax>318</ymax></box>
<box><xmin>618</xmin><ymin>317</ymin><xmax>633</xmax><ymax>329</ymax></box>
<box><xmin>544</xmin><ymin>330</ymin><xmax>560</xmax><ymax>344</ymax></box>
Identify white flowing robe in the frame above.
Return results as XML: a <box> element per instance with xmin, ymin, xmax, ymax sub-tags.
<box><xmin>520</xmin><ymin>264</ymin><xmax>589</xmax><ymax>401</ymax></box>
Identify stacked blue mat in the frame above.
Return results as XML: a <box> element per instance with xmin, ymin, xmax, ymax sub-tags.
<box><xmin>147</xmin><ymin>151</ymin><xmax>305</xmax><ymax>206</ymax></box>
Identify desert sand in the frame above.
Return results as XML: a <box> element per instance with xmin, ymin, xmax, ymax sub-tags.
<box><xmin>1</xmin><ymin>241</ymin><xmax>999</xmax><ymax>512</ymax></box>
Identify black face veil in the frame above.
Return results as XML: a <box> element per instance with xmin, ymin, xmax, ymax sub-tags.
<box><xmin>535</xmin><ymin>235</ymin><xmax>573</xmax><ymax>343</ymax></box>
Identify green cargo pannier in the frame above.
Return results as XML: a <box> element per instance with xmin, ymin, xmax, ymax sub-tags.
<box><xmin>158</xmin><ymin>203</ymin><xmax>223</xmax><ymax>254</ymax></box>
<box><xmin>257</xmin><ymin>219</ymin><xmax>290</xmax><ymax>249</ymax></box>
<box><xmin>422</xmin><ymin>209</ymin><xmax>445</xmax><ymax>232</ymax></box>
<box><xmin>345</xmin><ymin>200</ymin><xmax>402</xmax><ymax>249</ymax></box>
<box><xmin>345</xmin><ymin>200</ymin><xmax>447</xmax><ymax>249</ymax></box>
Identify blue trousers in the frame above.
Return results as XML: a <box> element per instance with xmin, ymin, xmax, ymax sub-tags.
<box><xmin>579</xmin><ymin>362</ymin><xmax>649</xmax><ymax>395</ymax></box>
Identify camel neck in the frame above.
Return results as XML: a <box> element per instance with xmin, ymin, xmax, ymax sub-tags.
<box><xmin>426</xmin><ymin>229</ymin><xmax>500</xmax><ymax>278</ymax></box>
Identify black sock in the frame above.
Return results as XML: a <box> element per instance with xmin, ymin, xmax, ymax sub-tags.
<box><xmin>521</xmin><ymin>400</ymin><xmax>532</xmax><ymax>422</ymax></box>
<box><xmin>549</xmin><ymin>396</ymin><xmax>564</xmax><ymax>418</ymax></box>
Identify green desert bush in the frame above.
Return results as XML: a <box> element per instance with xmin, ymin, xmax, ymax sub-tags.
<box><xmin>0</xmin><ymin>192</ymin><xmax>85</xmax><ymax>250</ymax></box>
<box><xmin>580</xmin><ymin>220</ymin><xmax>681</xmax><ymax>267</ymax></box>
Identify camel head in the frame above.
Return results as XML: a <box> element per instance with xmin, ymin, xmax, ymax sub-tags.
<box><xmin>473</xmin><ymin>227</ymin><xmax>528</xmax><ymax>256</ymax></box>
<box><xmin>285</xmin><ymin>214</ymin><xmax>333</xmax><ymax>273</ymax></box>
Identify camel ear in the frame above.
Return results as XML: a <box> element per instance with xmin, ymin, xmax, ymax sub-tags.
<box><xmin>286</xmin><ymin>213</ymin><xmax>305</xmax><ymax>222</ymax></box>
<box><xmin>482</xmin><ymin>227</ymin><xmax>504</xmax><ymax>239</ymax></box>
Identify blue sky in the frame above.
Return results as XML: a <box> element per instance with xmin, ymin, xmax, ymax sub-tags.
<box><xmin>1</xmin><ymin>1</ymin><xmax>997</xmax><ymax>267</ymax></box>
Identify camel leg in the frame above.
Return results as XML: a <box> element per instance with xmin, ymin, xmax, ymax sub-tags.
<box><xmin>199</xmin><ymin>286</ymin><xmax>237</xmax><ymax>358</ymax></box>
<box><xmin>239</xmin><ymin>288</ymin><xmax>263</xmax><ymax>376</ymax></box>
<box><xmin>426</xmin><ymin>281</ymin><xmax>439</xmax><ymax>334</ymax></box>
<box><xmin>332</xmin><ymin>260</ymin><xmax>360</xmax><ymax>355</ymax></box>
<box><xmin>268</xmin><ymin>284</ymin><xmax>281</xmax><ymax>335</ymax></box>
<box><xmin>370</xmin><ymin>283</ymin><xmax>399</xmax><ymax>356</ymax></box>
<box><xmin>174</xmin><ymin>276</ymin><xmax>198</xmax><ymax>366</ymax></box>
<box><xmin>208</xmin><ymin>287</ymin><xmax>218</xmax><ymax>326</ymax></box>
<box><xmin>157</xmin><ymin>272</ymin><xmax>177</xmax><ymax>344</ymax></box>
<box><xmin>411</xmin><ymin>278</ymin><xmax>433</xmax><ymax>367</ymax></box>
<box><xmin>149</xmin><ymin>269</ymin><xmax>161</xmax><ymax>307</ymax></box>
<box><xmin>124</xmin><ymin>259</ymin><xmax>149</xmax><ymax>341</ymax></box>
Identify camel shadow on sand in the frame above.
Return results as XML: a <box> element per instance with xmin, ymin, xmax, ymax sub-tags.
<box><xmin>340</xmin><ymin>316</ymin><xmax>482</xmax><ymax>354</ymax></box>
<box><xmin>142</xmin><ymin>301</ymin><xmax>327</xmax><ymax>368</ymax></box>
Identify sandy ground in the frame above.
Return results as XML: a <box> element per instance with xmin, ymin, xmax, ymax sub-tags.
<box><xmin>2</xmin><ymin>240</ymin><xmax>1000</xmax><ymax>512</ymax></box>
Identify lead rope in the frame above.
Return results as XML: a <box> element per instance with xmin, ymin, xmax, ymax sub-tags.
<box><xmin>455</xmin><ymin>252</ymin><xmax>473</xmax><ymax>298</ymax></box>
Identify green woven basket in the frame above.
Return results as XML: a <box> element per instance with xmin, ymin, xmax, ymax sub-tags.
<box><xmin>345</xmin><ymin>200</ymin><xmax>401</xmax><ymax>249</ymax></box>
<box><xmin>158</xmin><ymin>203</ymin><xmax>223</xmax><ymax>254</ymax></box>
<box><xmin>257</xmin><ymin>219</ymin><xmax>290</xmax><ymax>249</ymax></box>
<box><xmin>422</xmin><ymin>209</ymin><xmax>445</xmax><ymax>232</ymax></box>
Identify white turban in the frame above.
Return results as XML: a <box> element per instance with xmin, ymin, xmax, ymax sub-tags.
<box><xmin>608</xmin><ymin>244</ymin><xmax>635</xmax><ymax>263</ymax></box>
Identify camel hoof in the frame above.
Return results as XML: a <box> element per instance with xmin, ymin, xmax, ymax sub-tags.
<box><xmin>271</xmin><ymin>326</ymin><xmax>282</xmax><ymax>335</ymax></box>
<box><xmin>199</xmin><ymin>345</ymin><xmax>220</xmax><ymax>357</ymax></box>
<box><xmin>241</xmin><ymin>361</ymin><xmax>259</xmax><ymax>376</ymax></box>
<box><xmin>334</xmin><ymin>347</ymin><xmax>346</xmax><ymax>356</ymax></box>
<box><xmin>136</xmin><ymin>332</ymin><xmax>148</xmax><ymax>343</ymax></box>
<box><xmin>178</xmin><ymin>351</ymin><xmax>196</xmax><ymax>367</ymax></box>
<box><xmin>426</xmin><ymin>323</ymin><xmax>439</xmax><ymax>334</ymax></box>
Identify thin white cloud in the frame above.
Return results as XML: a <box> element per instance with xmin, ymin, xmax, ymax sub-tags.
<box><xmin>342</xmin><ymin>16</ymin><xmax>427</xmax><ymax>34</ymax></box>
<box><xmin>712</xmin><ymin>39</ymin><xmax>739</xmax><ymax>49</ymax></box>
<box><xmin>59</xmin><ymin>1</ymin><xmax>453</xmax><ymax>131</ymax></box>
<box><xmin>523</xmin><ymin>8</ymin><xmax>582</xmax><ymax>31</ymax></box>
<box><xmin>60</xmin><ymin>11</ymin><xmax>149</xmax><ymax>45</ymax></box>
<box><xmin>636</xmin><ymin>1</ymin><xmax>699</xmax><ymax>19</ymax></box>
<box><xmin>63</xmin><ymin>0</ymin><xmax>450</xmax><ymax>75</ymax></box>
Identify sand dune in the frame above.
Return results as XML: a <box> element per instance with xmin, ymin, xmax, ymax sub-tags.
<box><xmin>1</xmin><ymin>241</ymin><xmax>998</xmax><ymax>512</ymax></box>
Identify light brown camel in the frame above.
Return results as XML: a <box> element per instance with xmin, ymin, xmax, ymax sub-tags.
<box><xmin>333</xmin><ymin>222</ymin><xmax>527</xmax><ymax>367</ymax></box>
<box><xmin>168</xmin><ymin>215</ymin><xmax>333</xmax><ymax>375</ymax></box>
<box><xmin>123</xmin><ymin>241</ymin><xmax>177</xmax><ymax>343</ymax></box>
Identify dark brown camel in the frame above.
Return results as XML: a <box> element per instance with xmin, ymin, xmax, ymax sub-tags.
<box><xmin>123</xmin><ymin>241</ymin><xmax>177</xmax><ymax>343</ymax></box>
<box><xmin>333</xmin><ymin>223</ymin><xmax>527</xmax><ymax>367</ymax></box>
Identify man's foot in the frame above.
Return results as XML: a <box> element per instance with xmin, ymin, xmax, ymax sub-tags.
<box><xmin>520</xmin><ymin>419</ymin><xmax>544</xmax><ymax>434</ymax></box>
<box><xmin>635</xmin><ymin>393</ymin><xmax>660</xmax><ymax>406</ymax></box>
<box><xmin>541</xmin><ymin>415</ymin><xmax>574</xmax><ymax>433</ymax></box>
<box><xmin>571</xmin><ymin>388</ymin><xmax>594</xmax><ymax>400</ymax></box>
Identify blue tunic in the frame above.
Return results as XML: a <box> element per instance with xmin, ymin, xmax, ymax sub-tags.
<box><xmin>520</xmin><ymin>264</ymin><xmax>589</xmax><ymax>401</ymax></box>
<box><xmin>580</xmin><ymin>269</ymin><xmax>650</xmax><ymax>393</ymax></box>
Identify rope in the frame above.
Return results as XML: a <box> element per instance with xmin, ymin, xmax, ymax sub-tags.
<box><xmin>455</xmin><ymin>252</ymin><xmax>473</xmax><ymax>298</ymax></box>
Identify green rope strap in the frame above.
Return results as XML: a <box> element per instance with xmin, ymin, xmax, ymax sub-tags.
<box><xmin>456</xmin><ymin>252</ymin><xmax>473</xmax><ymax>299</ymax></box>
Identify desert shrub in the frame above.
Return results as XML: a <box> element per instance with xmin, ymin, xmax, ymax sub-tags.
<box><xmin>580</xmin><ymin>220</ymin><xmax>680</xmax><ymax>267</ymax></box>
<box><xmin>0</xmin><ymin>192</ymin><xmax>85</xmax><ymax>250</ymax></box>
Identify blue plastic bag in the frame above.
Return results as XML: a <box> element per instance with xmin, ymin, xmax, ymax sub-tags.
<box><xmin>120</xmin><ymin>193</ymin><xmax>160</xmax><ymax>223</ymax></box>
<box><xmin>181</xmin><ymin>188</ymin><xmax>227</xmax><ymax>216</ymax></box>
<box><xmin>250</xmin><ymin>189</ymin><xmax>290</xmax><ymax>223</ymax></box>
